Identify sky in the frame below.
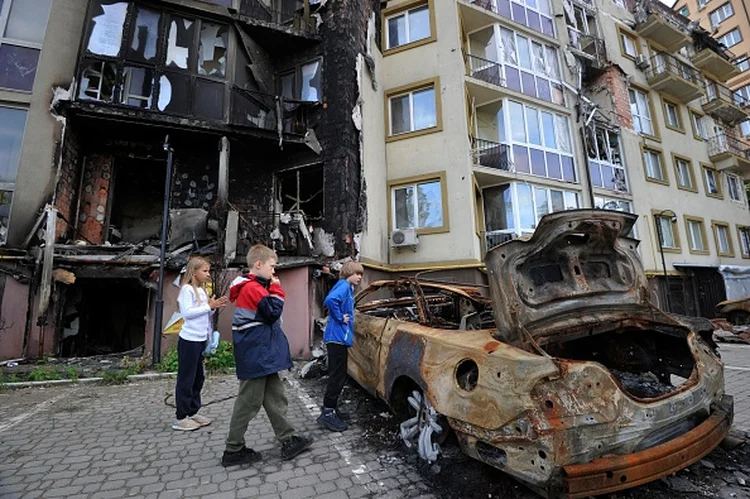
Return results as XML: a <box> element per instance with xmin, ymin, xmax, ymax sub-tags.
<box><xmin>660</xmin><ymin>0</ymin><xmax>677</xmax><ymax>6</ymax></box>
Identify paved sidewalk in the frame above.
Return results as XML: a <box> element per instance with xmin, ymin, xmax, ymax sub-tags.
<box><xmin>719</xmin><ymin>343</ymin><xmax>750</xmax><ymax>432</ymax></box>
<box><xmin>0</xmin><ymin>374</ymin><xmax>434</xmax><ymax>499</ymax></box>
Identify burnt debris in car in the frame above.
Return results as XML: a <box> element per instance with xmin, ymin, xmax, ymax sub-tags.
<box><xmin>349</xmin><ymin>210</ymin><xmax>733</xmax><ymax>499</ymax></box>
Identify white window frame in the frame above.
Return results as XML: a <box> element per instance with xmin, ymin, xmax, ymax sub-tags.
<box><xmin>588</xmin><ymin>126</ymin><xmax>628</xmax><ymax>193</ymax></box>
<box><xmin>390</xmin><ymin>177</ymin><xmax>445</xmax><ymax>231</ymax></box>
<box><xmin>0</xmin><ymin>105</ymin><xmax>29</xmax><ymax>246</ymax></box>
<box><xmin>656</xmin><ymin>216</ymin><xmax>678</xmax><ymax>249</ymax></box>
<box><xmin>621</xmin><ymin>33</ymin><xmax>638</xmax><ymax>58</ymax></box>
<box><xmin>716</xmin><ymin>224</ymin><xmax>731</xmax><ymax>254</ymax></box>
<box><xmin>727</xmin><ymin>173</ymin><xmax>744</xmax><ymax>202</ymax></box>
<box><xmin>0</xmin><ymin>0</ymin><xmax>52</xmax><ymax>92</ymax></box>
<box><xmin>504</xmin><ymin>99</ymin><xmax>576</xmax><ymax>183</ymax></box>
<box><xmin>643</xmin><ymin>149</ymin><xmax>664</xmax><ymax>182</ymax></box>
<box><xmin>718</xmin><ymin>28</ymin><xmax>742</xmax><ymax>48</ymax></box>
<box><xmin>687</xmin><ymin>219</ymin><xmax>706</xmax><ymax>252</ymax></box>
<box><xmin>738</xmin><ymin>227</ymin><xmax>750</xmax><ymax>257</ymax></box>
<box><xmin>709</xmin><ymin>2</ymin><xmax>734</xmax><ymax>27</ymax></box>
<box><xmin>675</xmin><ymin>158</ymin><xmax>694</xmax><ymax>190</ymax></box>
<box><xmin>692</xmin><ymin>112</ymin><xmax>709</xmax><ymax>139</ymax></box>
<box><xmin>385</xmin><ymin>4</ymin><xmax>431</xmax><ymax>50</ymax></box>
<box><xmin>736</xmin><ymin>56</ymin><xmax>750</xmax><ymax>73</ymax></box>
<box><xmin>704</xmin><ymin>167</ymin><xmax>720</xmax><ymax>195</ymax></box>
<box><xmin>664</xmin><ymin>101</ymin><xmax>680</xmax><ymax>129</ymax></box>
<box><xmin>741</xmin><ymin>120</ymin><xmax>750</xmax><ymax>138</ymax></box>
<box><xmin>629</xmin><ymin>89</ymin><xmax>654</xmax><ymax>136</ymax></box>
<box><xmin>485</xmin><ymin>182</ymin><xmax>579</xmax><ymax>235</ymax></box>
<box><xmin>388</xmin><ymin>84</ymin><xmax>437</xmax><ymax>136</ymax></box>
<box><xmin>698</xmin><ymin>0</ymin><xmax>710</xmax><ymax>9</ymax></box>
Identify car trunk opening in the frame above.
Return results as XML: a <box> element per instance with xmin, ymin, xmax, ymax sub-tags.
<box><xmin>544</xmin><ymin>325</ymin><xmax>696</xmax><ymax>399</ymax></box>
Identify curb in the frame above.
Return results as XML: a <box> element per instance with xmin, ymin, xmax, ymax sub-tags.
<box><xmin>0</xmin><ymin>372</ymin><xmax>177</xmax><ymax>389</ymax></box>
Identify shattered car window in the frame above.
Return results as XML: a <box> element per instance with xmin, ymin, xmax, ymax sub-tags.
<box><xmin>128</xmin><ymin>7</ymin><xmax>160</xmax><ymax>62</ymax></box>
<box><xmin>86</xmin><ymin>1</ymin><xmax>128</xmax><ymax>57</ymax></box>
<box><xmin>166</xmin><ymin>16</ymin><xmax>195</xmax><ymax>70</ymax></box>
<box><xmin>78</xmin><ymin>61</ymin><xmax>117</xmax><ymax>102</ymax></box>
<box><xmin>198</xmin><ymin>22</ymin><xmax>228</xmax><ymax>77</ymax></box>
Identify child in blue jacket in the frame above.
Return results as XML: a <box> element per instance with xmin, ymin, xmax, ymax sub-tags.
<box><xmin>317</xmin><ymin>261</ymin><xmax>364</xmax><ymax>432</ymax></box>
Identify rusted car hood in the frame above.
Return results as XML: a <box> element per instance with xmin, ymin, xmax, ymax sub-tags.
<box><xmin>485</xmin><ymin>210</ymin><xmax>651</xmax><ymax>346</ymax></box>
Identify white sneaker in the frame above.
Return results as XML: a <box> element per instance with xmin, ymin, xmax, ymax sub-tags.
<box><xmin>190</xmin><ymin>414</ymin><xmax>212</xmax><ymax>427</ymax></box>
<box><xmin>172</xmin><ymin>418</ymin><xmax>201</xmax><ymax>431</ymax></box>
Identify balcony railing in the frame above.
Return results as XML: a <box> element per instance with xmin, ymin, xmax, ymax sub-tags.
<box><xmin>466</xmin><ymin>54</ymin><xmax>504</xmax><ymax>88</ymax></box>
<box><xmin>472</xmin><ymin>138</ymin><xmax>510</xmax><ymax>171</ymax></box>
<box><xmin>238</xmin><ymin>0</ymin><xmax>316</xmax><ymax>33</ymax></box>
<box><xmin>707</xmin><ymin>135</ymin><xmax>750</xmax><ymax>160</ymax></box>
<box><xmin>703</xmin><ymin>82</ymin><xmax>749</xmax><ymax>108</ymax></box>
<box><xmin>230</xmin><ymin>87</ymin><xmax>310</xmax><ymax>134</ymax></box>
<box><xmin>567</xmin><ymin>30</ymin><xmax>606</xmax><ymax>67</ymax></box>
<box><xmin>236</xmin><ymin>211</ymin><xmax>312</xmax><ymax>257</ymax></box>
<box><xmin>482</xmin><ymin>230</ymin><xmax>518</xmax><ymax>253</ymax></box>
<box><xmin>646</xmin><ymin>54</ymin><xmax>704</xmax><ymax>87</ymax></box>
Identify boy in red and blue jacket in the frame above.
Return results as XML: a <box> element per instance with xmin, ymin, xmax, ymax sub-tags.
<box><xmin>221</xmin><ymin>244</ymin><xmax>312</xmax><ymax>467</ymax></box>
<box><xmin>317</xmin><ymin>261</ymin><xmax>364</xmax><ymax>432</ymax></box>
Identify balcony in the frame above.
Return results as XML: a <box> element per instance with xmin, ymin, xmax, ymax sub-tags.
<box><xmin>702</xmin><ymin>83</ymin><xmax>750</xmax><ymax>126</ymax></box>
<box><xmin>646</xmin><ymin>54</ymin><xmax>705</xmax><ymax>103</ymax></box>
<box><xmin>635</xmin><ymin>2</ymin><xmax>691</xmax><ymax>52</ymax></box>
<box><xmin>707</xmin><ymin>135</ymin><xmax>750</xmax><ymax>176</ymax></box>
<box><xmin>567</xmin><ymin>30</ymin><xmax>606</xmax><ymax>69</ymax></box>
<box><xmin>238</xmin><ymin>0</ymin><xmax>316</xmax><ymax>33</ymax></box>
<box><xmin>472</xmin><ymin>138</ymin><xmax>510</xmax><ymax>171</ymax></box>
<box><xmin>690</xmin><ymin>47</ymin><xmax>739</xmax><ymax>83</ymax></box>
<box><xmin>230</xmin><ymin>87</ymin><xmax>310</xmax><ymax>134</ymax></box>
<box><xmin>482</xmin><ymin>230</ymin><xmax>518</xmax><ymax>254</ymax></box>
<box><xmin>458</xmin><ymin>0</ymin><xmax>499</xmax><ymax>33</ymax></box>
<box><xmin>465</xmin><ymin>54</ymin><xmax>505</xmax><ymax>106</ymax></box>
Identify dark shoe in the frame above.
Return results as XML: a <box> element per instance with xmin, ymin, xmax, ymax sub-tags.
<box><xmin>221</xmin><ymin>447</ymin><xmax>262</xmax><ymax>467</ymax></box>
<box><xmin>317</xmin><ymin>408</ymin><xmax>348</xmax><ymax>432</ymax></box>
<box><xmin>281</xmin><ymin>435</ymin><xmax>313</xmax><ymax>461</ymax></box>
<box><xmin>336</xmin><ymin>408</ymin><xmax>350</xmax><ymax>422</ymax></box>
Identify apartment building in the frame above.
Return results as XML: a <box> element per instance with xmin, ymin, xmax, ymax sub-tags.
<box><xmin>672</xmin><ymin>0</ymin><xmax>750</xmax><ymax>138</ymax></box>
<box><xmin>0</xmin><ymin>0</ymin><xmax>376</xmax><ymax>361</ymax></box>
<box><xmin>358</xmin><ymin>0</ymin><xmax>750</xmax><ymax>316</ymax></box>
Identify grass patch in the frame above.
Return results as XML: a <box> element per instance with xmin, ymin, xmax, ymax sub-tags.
<box><xmin>157</xmin><ymin>340</ymin><xmax>235</xmax><ymax>374</ymax></box>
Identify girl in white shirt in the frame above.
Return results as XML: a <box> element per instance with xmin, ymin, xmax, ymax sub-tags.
<box><xmin>173</xmin><ymin>257</ymin><xmax>227</xmax><ymax>431</ymax></box>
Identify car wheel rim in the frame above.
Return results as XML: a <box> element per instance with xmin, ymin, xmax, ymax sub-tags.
<box><xmin>399</xmin><ymin>390</ymin><xmax>442</xmax><ymax>463</ymax></box>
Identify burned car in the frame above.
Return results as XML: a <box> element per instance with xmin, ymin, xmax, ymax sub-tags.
<box><xmin>348</xmin><ymin>210</ymin><xmax>733</xmax><ymax>498</ymax></box>
<box><xmin>715</xmin><ymin>297</ymin><xmax>750</xmax><ymax>325</ymax></box>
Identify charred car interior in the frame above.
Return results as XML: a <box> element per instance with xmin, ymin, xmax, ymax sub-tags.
<box><xmin>349</xmin><ymin>210</ymin><xmax>733</xmax><ymax>498</ymax></box>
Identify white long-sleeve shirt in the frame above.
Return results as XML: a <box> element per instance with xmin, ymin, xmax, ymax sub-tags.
<box><xmin>177</xmin><ymin>285</ymin><xmax>212</xmax><ymax>342</ymax></box>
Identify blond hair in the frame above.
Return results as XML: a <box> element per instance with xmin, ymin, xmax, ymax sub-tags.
<box><xmin>182</xmin><ymin>257</ymin><xmax>211</xmax><ymax>302</ymax></box>
<box><xmin>246</xmin><ymin>244</ymin><xmax>278</xmax><ymax>268</ymax></box>
<box><xmin>340</xmin><ymin>261</ymin><xmax>364</xmax><ymax>279</ymax></box>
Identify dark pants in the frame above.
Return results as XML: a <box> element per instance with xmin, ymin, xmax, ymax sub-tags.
<box><xmin>323</xmin><ymin>343</ymin><xmax>348</xmax><ymax>409</ymax></box>
<box><xmin>175</xmin><ymin>337</ymin><xmax>205</xmax><ymax>420</ymax></box>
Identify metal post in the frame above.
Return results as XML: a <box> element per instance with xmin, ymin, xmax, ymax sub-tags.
<box><xmin>654</xmin><ymin>214</ymin><xmax>672</xmax><ymax>313</ymax></box>
<box><xmin>153</xmin><ymin>135</ymin><xmax>174</xmax><ymax>365</ymax></box>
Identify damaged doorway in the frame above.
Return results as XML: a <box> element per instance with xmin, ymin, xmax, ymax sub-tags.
<box><xmin>109</xmin><ymin>157</ymin><xmax>166</xmax><ymax>243</ymax></box>
<box><xmin>59</xmin><ymin>278</ymin><xmax>148</xmax><ymax>357</ymax></box>
<box><xmin>275</xmin><ymin>164</ymin><xmax>324</xmax><ymax>220</ymax></box>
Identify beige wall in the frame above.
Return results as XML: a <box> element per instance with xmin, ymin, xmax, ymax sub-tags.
<box><xmin>2</xmin><ymin>0</ymin><xmax>87</xmax><ymax>246</ymax></box>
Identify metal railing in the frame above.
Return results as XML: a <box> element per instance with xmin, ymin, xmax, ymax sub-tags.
<box><xmin>703</xmin><ymin>81</ymin><xmax>750</xmax><ymax>108</ymax></box>
<box><xmin>482</xmin><ymin>230</ymin><xmax>518</xmax><ymax>253</ymax></box>
<box><xmin>707</xmin><ymin>135</ymin><xmax>750</xmax><ymax>159</ymax></box>
<box><xmin>686</xmin><ymin>41</ymin><xmax>736</xmax><ymax>64</ymax></box>
<box><xmin>238</xmin><ymin>0</ymin><xmax>316</xmax><ymax>33</ymax></box>
<box><xmin>472</xmin><ymin>138</ymin><xmax>510</xmax><ymax>171</ymax></box>
<box><xmin>235</xmin><ymin>211</ymin><xmax>311</xmax><ymax>256</ymax></box>
<box><xmin>469</xmin><ymin>0</ymin><xmax>497</xmax><ymax>14</ymax></box>
<box><xmin>466</xmin><ymin>54</ymin><xmax>505</xmax><ymax>88</ymax></box>
<box><xmin>646</xmin><ymin>53</ymin><xmax>704</xmax><ymax>87</ymax></box>
<box><xmin>230</xmin><ymin>86</ymin><xmax>310</xmax><ymax>134</ymax></box>
<box><xmin>638</xmin><ymin>0</ymin><xmax>689</xmax><ymax>32</ymax></box>
<box><xmin>567</xmin><ymin>30</ymin><xmax>606</xmax><ymax>66</ymax></box>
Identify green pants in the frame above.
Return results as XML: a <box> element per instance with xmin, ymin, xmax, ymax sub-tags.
<box><xmin>225</xmin><ymin>373</ymin><xmax>295</xmax><ymax>452</ymax></box>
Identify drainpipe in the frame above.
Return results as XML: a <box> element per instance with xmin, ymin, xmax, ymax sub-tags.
<box><xmin>654</xmin><ymin>209</ymin><xmax>676</xmax><ymax>313</ymax></box>
<box><xmin>152</xmin><ymin>136</ymin><xmax>174</xmax><ymax>365</ymax></box>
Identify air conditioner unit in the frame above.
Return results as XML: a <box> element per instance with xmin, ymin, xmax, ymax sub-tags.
<box><xmin>390</xmin><ymin>228</ymin><xmax>419</xmax><ymax>250</ymax></box>
<box><xmin>635</xmin><ymin>54</ymin><xmax>650</xmax><ymax>70</ymax></box>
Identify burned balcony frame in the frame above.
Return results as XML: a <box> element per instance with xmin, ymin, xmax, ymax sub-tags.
<box><xmin>239</xmin><ymin>0</ymin><xmax>317</xmax><ymax>34</ymax></box>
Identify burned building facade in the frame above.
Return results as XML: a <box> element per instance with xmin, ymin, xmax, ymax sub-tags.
<box><xmin>0</xmin><ymin>0</ymin><xmax>380</xmax><ymax>361</ymax></box>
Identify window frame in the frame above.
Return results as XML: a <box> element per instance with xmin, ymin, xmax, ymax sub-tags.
<box><xmin>642</xmin><ymin>145</ymin><xmax>668</xmax><ymax>185</ymax></box>
<box><xmin>617</xmin><ymin>25</ymin><xmax>640</xmax><ymax>60</ymax></box>
<box><xmin>388</xmin><ymin>171</ymin><xmax>449</xmax><ymax>235</ymax></box>
<box><xmin>678</xmin><ymin>5</ymin><xmax>689</xmax><ymax>16</ymax></box>
<box><xmin>690</xmin><ymin>110</ymin><xmax>709</xmax><ymax>140</ymax></box>
<box><xmin>661</xmin><ymin>96</ymin><xmax>685</xmax><ymax>133</ymax></box>
<box><xmin>277</xmin><ymin>57</ymin><xmax>323</xmax><ymax>103</ymax></box>
<box><xmin>629</xmin><ymin>86</ymin><xmax>659</xmax><ymax>140</ymax></box>
<box><xmin>684</xmin><ymin>215</ymin><xmax>710</xmax><ymax>255</ymax></box>
<box><xmin>712</xmin><ymin>220</ymin><xmax>734</xmax><ymax>257</ymax></box>
<box><xmin>588</xmin><ymin>125</ymin><xmax>628</xmax><ymax>193</ymax></box>
<box><xmin>0</xmin><ymin>104</ymin><xmax>29</xmax><ymax>245</ymax></box>
<box><xmin>0</xmin><ymin>0</ymin><xmax>53</xmax><ymax>92</ymax></box>
<box><xmin>672</xmin><ymin>153</ymin><xmax>697</xmax><ymax>192</ymax></box>
<box><xmin>736</xmin><ymin>55</ymin><xmax>750</xmax><ymax>73</ymax></box>
<box><xmin>709</xmin><ymin>2</ymin><xmax>734</xmax><ymax>27</ymax></box>
<box><xmin>726</xmin><ymin>172</ymin><xmax>744</xmax><ymax>202</ymax></box>
<box><xmin>385</xmin><ymin>77</ymin><xmax>442</xmax><ymax>141</ymax></box>
<box><xmin>382</xmin><ymin>0</ymin><xmax>437</xmax><ymax>55</ymax></box>
<box><xmin>737</xmin><ymin>225</ymin><xmax>750</xmax><ymax>259</ymax></box>
<box><xmin>702</xmin><ymin>164</ymin><xmax>723</xmax><ymax>199</ymax></box>
<box><xmin>652</xmin><ymin>210</ymin><xmax>682</xmax><ymax>253</ymax></box>
<box><xmin>718</xmin><ymin>28</ymin><xmax>742</xmax><ymax>48</ymax></box>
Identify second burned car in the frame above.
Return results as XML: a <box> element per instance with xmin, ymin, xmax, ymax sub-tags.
<box><xmin>347</xmin><ymin>210</ymin><xmax>733</xmax><ymax>499</ymax></box>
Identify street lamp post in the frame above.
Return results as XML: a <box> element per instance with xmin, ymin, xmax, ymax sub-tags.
<box><xmin>152</xmin><ymin>135</ymin><xmax>174</xmax><ymax>365</ymax></box>
<box><xmin>654</xmin><ymin>209</ymin><xmax>676</xmax><ymax>313</ymax></box>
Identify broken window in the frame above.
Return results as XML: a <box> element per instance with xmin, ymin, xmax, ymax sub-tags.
<box><xmin>0</xmin><ymin>106</ymin><xmax>27</xmax><ymax>245</ymax></box>
<box><xmin>588</xmin><ymin>126</ymin><xmax>627</xmax><ymax>192</ymax></box>
<box><xmin>166</xmin><ymin>16</ymin><xmax>195</xmax><ymax>70</ymax></box>
<box><xmin>86</xmin><ymin>1</ymin><xmax>128</xmax><ymax>57</ymax></box>
<box><xmin>158</xmin><ymin>73</ymin><xmax>191</xmax><ymax>114</ymax></box>
<box><xmin>79</xmin><ymin>61</ymin><xmax>117</xmax><ymax>102</ymax></box>
<box><xmin>275</xmin><ymin>165</ymin><xmax>324</xmax><ymax>220</ymax></box>
<box><xmin>194</xmin><ymin>79</ymin><xmax>225</xmax><ymax>120</ymax></box>
<box><xmin>278</xmin><ymin>59</ymin><xmax>323</xmax><ymax>103</ymax></box>
<box><xmin>120</xmin><ymin>66</ymin><xmax>153</xmax><ymax>108</ymax></box>
<box><xmin>300</xmin><ymin>60</ymin><xmax>321</xmax><ymax>102</ymax></box>
<box><xmin>198</xmin><ymin>22</ymin><xmax>228</xmax><ymax>77</ymax></box>
<box><xmin>128</xmin><ymin>6</ymin><xmax>160</xmax><ymax>62</ymax></box>
<box><xmin>0</xmin><ymin>0</ymin><xmax>52</xmax><ymax>91</ymax></box>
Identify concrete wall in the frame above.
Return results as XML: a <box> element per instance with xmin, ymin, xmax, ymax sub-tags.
<box><xmin>3</xmin><ymin>0</ymin><xmax>88</xmax><ymax>246</ymax></box>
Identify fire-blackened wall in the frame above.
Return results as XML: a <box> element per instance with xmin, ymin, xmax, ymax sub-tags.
<box><xmin>54</xmin><ymin>126</ymin><xmax>82</xmax><ymax>241</ymax></box>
